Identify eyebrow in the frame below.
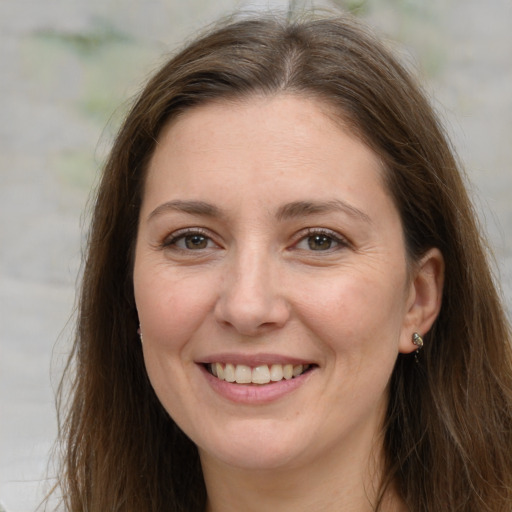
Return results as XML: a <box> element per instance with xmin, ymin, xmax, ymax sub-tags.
<box><xmin>147</xmin><ymin>200</ymin><xmax>223</xmax><ymax>221</ymax></box>
<box><xmin>276</xmin><ymin>200</ymin><xmax>372</xmax><ymax>224</ymax></box>
<box><xmin>147</xmin><ymin>198</ymin><xmax>371</xmax><ymax>224</ymax></box>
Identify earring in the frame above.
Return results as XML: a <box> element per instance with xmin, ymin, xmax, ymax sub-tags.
<box><xmin>412</xmin><ymin>332</ymin><xmax>423</xmax><ymax>363</ymax></box>
<box><xmin>412</xmin><ymin>332</ymin><xmax>423</xmax><ymax>348</ymax></box>
<box><xmin>137</xmin><ymin>326</ymin><xmax>143</xmax><ymax>344</ymax></box>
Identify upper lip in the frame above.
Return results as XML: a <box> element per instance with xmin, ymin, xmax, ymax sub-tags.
<box><xmin>197</xmin><ymin>353</ymin><xmax>316</xmax><ymax>367</ymax></box>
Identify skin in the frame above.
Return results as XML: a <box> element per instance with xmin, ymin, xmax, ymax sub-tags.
<box><xmin>133</xmin><ymin>94</ymin><xmax>444</xmax><ymax>511</ymax></box>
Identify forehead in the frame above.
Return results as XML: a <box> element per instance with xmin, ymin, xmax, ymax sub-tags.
<box><xmin>141</xmin><ymin>94</ymin><xmax>404</xmax><ymax>253</ymax></box>
<box><xmin>146</xmin><ymin>94</ymin><xmax>386</xmax><ymax>196</ymax></box>
<box><xmin>139</xmin><ymin>96</ymin><xmax>408</xmax><ymax>249</ymax></box>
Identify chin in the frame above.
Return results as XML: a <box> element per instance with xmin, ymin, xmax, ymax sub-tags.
<box><xmin>196</xmin><ymin>422</ymin><xmax>309</xmax><ymax>471</ymax></box>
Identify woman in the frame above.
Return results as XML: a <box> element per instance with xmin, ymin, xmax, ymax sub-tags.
<box><xmin>53</xmin><ymin>11</ymin><xmax>512</xmax><ymax>512</ymax></box>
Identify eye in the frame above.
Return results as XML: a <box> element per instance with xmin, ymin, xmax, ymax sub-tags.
<box><xmin>305</xmin><ymin>234</ymin><xmax>335</xmax><ymax>251</ymax></box>
<box><xmin>294</xmin><ymin>229</ymin><xmax>347</xmax><ymax>252</ymax></box>
<box><xmin>164</xmin><ymin>229</ymin><xmax>217</xmax><ymax>251</ymax></box>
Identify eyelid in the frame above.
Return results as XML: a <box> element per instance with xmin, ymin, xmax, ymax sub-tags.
<box><xmin>162</xmin><ymin>227</ymin><xmax>219</xmax><ymax>250</ymax></box>
<box><xmin>160</xmin><ymin>226</ymin><xmax>349</xmax><ymax>252</ymax></box>
<box><xmin>291</xmin><ymin>227</ymin><xmax>351</xmax><ymax>251</ymax></box>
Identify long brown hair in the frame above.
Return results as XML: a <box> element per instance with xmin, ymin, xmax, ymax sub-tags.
<box><xmin>52</xmin><ymin>12</ymin><xmax>512</xmax><ymax>511</ymax></box>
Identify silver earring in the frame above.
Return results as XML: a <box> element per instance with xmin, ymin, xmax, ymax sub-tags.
<box><xmin>412</xmin><ymin>332</ymin><xmax>423</xmax><ymax>348</ymax></box>
<box><xmin>137</xmin><ymin>326</ymin><xmax>143</xmax><ymax>344</ymax></box>
<box><xmin>412</xmin><ymin>332</ymin><xmax>423</xmax><ymax>363</ymax></box>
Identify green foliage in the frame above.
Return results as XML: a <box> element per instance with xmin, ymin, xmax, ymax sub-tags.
<box><xmin>330</xmin><ymin>0</ymin><xmax>369</xmax><ymax>16</ymax></box>
<box><xmin>333</xmin><ymin>0</ymin><xmax>446</xmax><ymax>78</ymax></box>
<box><xmin>32</xmin><ymin>18</ymin><xmax>132</xmax><ymax>57</ymax></box>
<box><xmin>21</xmin><ymin>17</ymin><xmax>157</xmax><ymax>190</ymax></box>
<box><xmin>23</xmin><ymin>17</ymin><xmax>155</xmax><ymax>124</ymax></box>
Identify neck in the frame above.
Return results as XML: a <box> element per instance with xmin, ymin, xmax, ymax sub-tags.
<box><xmin>201</xmin><ymin>434</ymin><xmax>405</xmax><ymax>512</ymax></box>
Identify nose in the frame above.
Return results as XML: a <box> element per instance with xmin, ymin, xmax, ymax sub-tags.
<box><xmin>214</xmin><ymin>249</ymin><xmax>290</xmax><ymax>336</ymax></box>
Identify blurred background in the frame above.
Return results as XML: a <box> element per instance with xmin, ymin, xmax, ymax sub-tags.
<box><xmin>1</xmin><ymin>0</ymin><xmax>511</xmax><ymax>510</ymax></box>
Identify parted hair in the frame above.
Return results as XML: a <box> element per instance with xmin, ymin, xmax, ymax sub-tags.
<box><xmin>53</xmin><ymin>11</ymin><xmax>512</xmax><ymax>512</ymax></box>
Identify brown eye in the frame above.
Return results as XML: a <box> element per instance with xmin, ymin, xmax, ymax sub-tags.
<box><xmin>184</xmin><ymin>234</ymin><xmax>209</xmax><ymax>249</ymax></box>
<box><xmin>307</xmin><ymin>234</ymin><xmax>334</xmax><ymax>251</ymax></box>
<box><xmin>166</xmin><ymin>231</ymin><xmax>217</xmax><ymax>251</ymax></box>
<box><xmin>294</xmin><ymin>229</ymin><xmax>347</xmax><ymax>253</ymax></box>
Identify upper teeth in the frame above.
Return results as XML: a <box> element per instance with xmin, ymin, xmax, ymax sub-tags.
<box><xmin>209</xmin><ymin>363</ymin><xmax>309</xmax><ymax>384</ymax></box>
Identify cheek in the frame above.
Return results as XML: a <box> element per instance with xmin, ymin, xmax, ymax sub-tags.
<box><xmin>133</xmin><ymin>263</ymin><xmax>218</xmax><ymax>347</ymax></box>
<box><xmin>133</xmin><ymin>267</ymin><xmax>215</xmax><ymax>419</ymax></box>
<box><xmin>293</xmin><ymin>267</ymin><xmax>408</xmax><ymax>354</ymax></box>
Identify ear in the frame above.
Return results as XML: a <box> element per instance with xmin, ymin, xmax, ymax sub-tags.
<box><xmin>399</xmin><ymin>248</ymin><xmax>445</xmax><ymax>354</ymax></box>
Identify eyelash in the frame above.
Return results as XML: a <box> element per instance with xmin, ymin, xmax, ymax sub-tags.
<box><xmin>292</xmin><ymin>228</ymin><xmax>349</xmax><ymax>252</ymax></box>
<box><xmin>162</xmin><ymin>228</ymin><xmax>218</xmax><ymax>251</ymax></box>
<box><xmin>162</xmin><ymin>227</ymin><xmax>349</xmax><ymax>253</ymax></box>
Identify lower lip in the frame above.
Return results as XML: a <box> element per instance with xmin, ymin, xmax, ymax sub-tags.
<box><xmin>199</xmin><ymin>365</ymin><xmax>314</xmax><ymax>404</ymax></box>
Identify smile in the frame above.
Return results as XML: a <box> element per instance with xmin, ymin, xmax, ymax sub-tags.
<box><xmin>207</xmin><ymin>363</ymin><xmax>312</xmax><ymax>385</ymax></box>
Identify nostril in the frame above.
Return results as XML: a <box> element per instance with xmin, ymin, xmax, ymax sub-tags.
<box><xmin>214</xmin><ymin>292</ymin><xmax>290</xmax><ymax>335</ymax></box>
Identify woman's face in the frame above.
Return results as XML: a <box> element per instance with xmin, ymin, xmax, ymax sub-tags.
<box><xmin>133</xmin><ymin>95</ymin><xmax>418</xmax><ymax>472</ymax></box>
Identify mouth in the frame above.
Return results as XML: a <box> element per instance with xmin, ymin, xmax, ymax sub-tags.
<box><xmin>204</xmin><ymin>362</ymin><xmax>314</xmax><ymax>385</ymax></box>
